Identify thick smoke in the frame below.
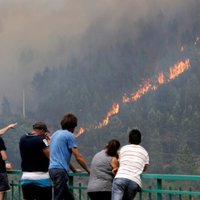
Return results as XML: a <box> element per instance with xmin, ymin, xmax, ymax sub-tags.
<box><xmin>0</xmin><ymin>0</ymin><xmax>197</xmax><ymax>107</ymax></box>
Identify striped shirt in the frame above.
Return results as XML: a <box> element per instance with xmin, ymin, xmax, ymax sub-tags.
<box><xmin>115</xmin><ymin>144</ymin><xmax>149</xmax><ymax>187</ymax></box>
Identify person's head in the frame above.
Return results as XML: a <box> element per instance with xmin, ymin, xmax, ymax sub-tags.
<box><xmin>129</xmin><ymin>129</ymin><xmax>141</xmax><ymax>144</ymax></box>
<box><xmin>60</xmin><ymin>113</ymin><xmax>77</xmax><ymax>132</ymax></box>
<box><xmin>105</xmin><ymin>139</ymin><xmax>120</xmax><ymax>157</ymax></box>
<box><xmin>32</xmin><ymin>122</ymin><xmax>49</xmax><ymax>136</ymax></box>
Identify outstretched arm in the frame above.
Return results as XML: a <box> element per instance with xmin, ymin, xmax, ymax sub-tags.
<box><xmin>0</xmin><ymin>123</ymin><xmax>17</xmax><ymax>135</ymax></box>
<box><xmin>72</xmin><ymin>147</ymin><xmax>90</xmax><ymax>173</ymax></box>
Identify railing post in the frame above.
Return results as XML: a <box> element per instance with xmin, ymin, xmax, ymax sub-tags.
<box><xmin>11</xmin><ymin>180</ymin><xmax>14</xmax><ymax>200</ymax></box>
<box><xmin>169</xmin><ymin>186</ymin><xmax>172</xmax><ymax>200</ymax></box>
<box><xmin>189</xmin><ymin>187</ymin><xmax>192</xmax><ymax>200</ymax></box>
<box><xmin>148</xmin><ymin>186</ymin><xmax>152</xmax><ymax>200</ymax></box>
<box><xmin>79</xmin><ymin>183</ymin><xmax>82</xmax><ymax>200</ymax></box>
<box><xmin>18</xmin><ymin>180</ymin><xmax>22</xmax><ymax>200</ymax></box>
<box><xmin>69</xmin><ymin>175</ymin><xmax>74</xmax><ymax>195</ymax></box>
<box><xmin>179</xmin><ymin>187</ymin><xmax>182</xmax><ymax>200</ymax></box>
<box><xmin>156</xmin><ymin>178</ymin><xmax>162</xmax><ymax>200</ymax></box>
<box><xmin>139</xmin><ymin>189</ymin><xmax>142</xmax><ymax>200</ymax></box>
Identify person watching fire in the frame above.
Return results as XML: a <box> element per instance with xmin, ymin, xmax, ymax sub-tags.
<box><xmin>0</xmin><ymin>123</ymin><xmax>17</xmax><ymax>200</ymax></box>
<box><xmin>49</xmin><ymin>113</ymin><xmax>90</xmax><ymax>200</ymax></box>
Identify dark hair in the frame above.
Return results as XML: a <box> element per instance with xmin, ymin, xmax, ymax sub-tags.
<box><xmin>32</xmin><ymin>122</ymin><xmax>49</xmax><ymax>133</ymax></box>
<box><xmin>105</xmin><ymin>139</ymin><xmax>120</xmax><ymax>157</ymax></box>
<box><xmin>60</xmin><ymin>113</ymin><xmax>77</xmax><ymax>131</ymax></box>
<box><xmin>129</xmin><ymin>129</ymin><xmax>141</xmax><ymax>144</ymax></box>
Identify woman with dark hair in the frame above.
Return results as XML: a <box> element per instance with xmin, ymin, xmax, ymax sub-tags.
<box><xmin>87</xmin><ymin>139</ymin><xmax>120</xmax><ymax>200</ymax></box>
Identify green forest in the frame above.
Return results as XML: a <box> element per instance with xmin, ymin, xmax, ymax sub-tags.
<box><xmin>1</xmin><ymin>2</ymin><xmax>200</xmax><ymax>176</ymax></box>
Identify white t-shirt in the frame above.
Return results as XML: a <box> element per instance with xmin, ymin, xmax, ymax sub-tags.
<box><xmin>115</xmin><ymin>144</ymin><xmax>149</xmax><ymax>187</ymax></box>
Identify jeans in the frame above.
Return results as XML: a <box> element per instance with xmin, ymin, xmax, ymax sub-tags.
<box><xmin>112</xmin><ymin>178</ymin><xmax>141</xmax><ymax>200</ymax></box>
<box><xmin>49</xmin><ymin>168</ymin><xmax>74</xmax><ymax>200</ymax></box>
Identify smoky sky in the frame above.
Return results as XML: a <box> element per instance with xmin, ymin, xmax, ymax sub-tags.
<box><xmin>0</xmin><ymin>0</ymin><xmax>197</xmax><ymax>107</ymax></box>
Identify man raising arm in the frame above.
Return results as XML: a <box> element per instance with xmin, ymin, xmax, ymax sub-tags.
<box><xmin>0</xmin><ymin>123</ymin><xmax>17</xmax><ymax>200</ymax></box>
<box><xmin>0</xmin><ymin>123</ymin><xmax>17</xmax><ymax>135</ymax></box>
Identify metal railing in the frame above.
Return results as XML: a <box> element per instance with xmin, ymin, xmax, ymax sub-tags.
<box><xmin>5</xmin><ymin>170</ymin><xmax>200</xmax><ymax>200</ymax></box>
<box><xmin>139</xmin><ymin>174</ymin><xmax>200</xmax><ymax>200</ymax></box>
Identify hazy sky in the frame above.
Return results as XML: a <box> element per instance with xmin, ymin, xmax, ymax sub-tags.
<box><xmin>0</xmin><ymin>0</ymin><xmax>193</xmax><ymax>107</ymax></box>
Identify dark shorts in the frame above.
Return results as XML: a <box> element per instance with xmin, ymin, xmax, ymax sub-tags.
<box><xmin>22</xmin><ymin>185</ymin><xmax>52</xmax><ymax>200</ymax></box>
<box><xmin>0</xmin><ymin>172</ymin><xmax>10</xmax><ymax>192</ymax></box>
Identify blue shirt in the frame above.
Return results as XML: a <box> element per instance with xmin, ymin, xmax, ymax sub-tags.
<box><xmin>49</xmin><ymin>130</ymin><xmax>77</xmax><ymax>173</ymax></box>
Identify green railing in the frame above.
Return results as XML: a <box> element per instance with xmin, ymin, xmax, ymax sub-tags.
<box><xmin>139</xmin><ymin>174</ymin><xmax>200</xmax><ymax>200</ymax></box>
<box><xmin>5</xmin><ymin>170</ymin><xmax>200</xmax><ymax>200</ymax></box>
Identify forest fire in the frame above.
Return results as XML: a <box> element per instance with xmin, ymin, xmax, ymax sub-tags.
<box><xmin>95</xmin><ymin>103</ymin><xmax>119</xmax><ymax>129</ymax></box>
<box><xmin>75</xmin><ymin>58</ymin><xmax>191</xmax><ymax>137</ymax></box>
<box><xmin>122</xmin><ymin>59</ymin><xmax>190</xmax><ymax>103</ymax></box>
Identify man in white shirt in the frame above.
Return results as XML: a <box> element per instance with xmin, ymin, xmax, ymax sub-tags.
<box><xmin>112</xmin><ymin>129</ymin><xmax>149</xmax><ymax>200</ymax></box>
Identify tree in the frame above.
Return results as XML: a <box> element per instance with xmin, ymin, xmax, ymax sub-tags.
<box><xmin>172</xmin><ymin>143</ymin><xmax>197</xmax><ymax>174</ymax></box>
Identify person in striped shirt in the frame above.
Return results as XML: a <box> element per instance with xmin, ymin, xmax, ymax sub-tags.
<box><xmin>112</xmin><ymin>129</ymin><xmax>149</xmax><ymax>200</ymax></box>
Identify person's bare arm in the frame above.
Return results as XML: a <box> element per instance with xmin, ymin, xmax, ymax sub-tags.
<box><xmin>0</xmin><ymin>151</ymin><xmax>13</xmax><ymax>170</ymax></box>
<box><xmin>0</xmin><ymin>150</ymin><xmax>7</xmax><ymax>161</ymax></box>
<box><xmin>43</xmin><ymin>147</ymin><xmax>50</xmax><ymax>159</ymax></box>
<box><xmin>0</xmin><ymin>123</ymin><xmax>17</xmax><ymax>135</ymax></box>
<box><xmin>72</xmin><ymin>147</ymin><xmax>90</xmax><ymax>173</ymax></box>
<box><xmin>6</xmin><ymin>163</ymin><xmax>13</xmax><ymax>170</ymax></box>
<box><xmin>143</xmin><ymin>164</ymin><xmax>148</xmax><ymax>172</ymax></box>
<box><xmin>111</xmin><ymin>157</ymin><xmax>119</xmax><ymax>175</ymax></box>
<box><xmin>69</xmin><ymin>163</ymin><xmax>77</xmax><ymax>172</ymax></box>
<box><xmin>69</xmin><ymin>163</ymin><xmax>81</xmax><ymax>173</ymax></box>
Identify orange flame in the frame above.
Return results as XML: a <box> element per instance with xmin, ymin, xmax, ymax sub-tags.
<box><xmin>168</xmin><ymin>59</ymin><xmax>190</xmax><ymax>80</ymax></box>
<box><xmin>122</xmin><ymin>59</ymin><xmax>190</xmax><ymax>103</ymax></box>
<box><xmin>122</xmin><ymin>81</ymin><xmax>153</xmax><ymax>103</ymax></box>
<box><xmin>95</xmin><ymin>103</ymin><xmax>119</xmax><ymax>129</ymax></box>
<box><xmin>157</xmin><ymin>73</ymin><xmax>165</xmax><ymax>84</ymax></box>
<box><xmin>76</xmin><ymin>58</ymin><xmax>191</xmax><ymax>137</ymax></box>
<box><xmin>122</xmin><ymin>93</ymin><xmax>129</xmax><ymax>103</ymax></box>
<box><xmin>74</xmin><ymin>127</ymin><xmax>85</xmax><ymax>138</ymax></box>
